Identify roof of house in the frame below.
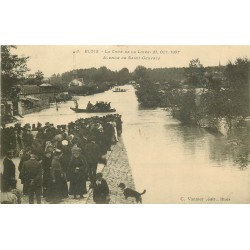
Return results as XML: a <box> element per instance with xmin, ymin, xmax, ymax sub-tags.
<box><xmin>20</xmin><ymin>95</ymin><xmax>40</xmax><ymax>103</ymax></box>
<box><xmin>69</xmin><ymin>79</ymin><xmax>85</xmax><ymax>87</ymax></box>
<box><xmin>21</xmin><ymin>85</ymin><xmax>40</xmax><ymax>94</ymax></box>
<box><xmin>40</xmin><ymin>83</ymin><xmax>53</xmax><ymax>87</ymax></box>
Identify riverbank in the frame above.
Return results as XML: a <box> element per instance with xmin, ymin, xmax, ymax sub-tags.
<box><xmin>86</xmin><ymin>137</ymin><xmax>136</xmax><ymax>204</ymax></box>
<box><xmin>0</xmin><ymin>137</ymin><xmax>136</xmax><ymax>204</ymax></box>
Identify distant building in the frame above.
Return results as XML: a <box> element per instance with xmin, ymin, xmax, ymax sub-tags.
<box><xmin>17</xmin><ymin>85</ymin><xmax>49</xmax><ymax>116</ymax></box>
<box><xmin>1</xmin><ymin>99</ymin><xmax>13</xmax><ymax>116</ymax></box>
<box><xmin>39</xmin><ymin>83</ymin><xmax>53</xmax><ymax>88</ymax></box>
<box><xmin>68</xmin><ymin>79</ymin><xmax>85</xmax><ymax>87</ymax></box>
<box><xmin>11</xmin><ymin>83</ymin><xmax>68</xmax><ymax>116</ymax></box>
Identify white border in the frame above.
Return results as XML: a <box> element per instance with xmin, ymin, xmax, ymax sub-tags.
<box><xmin>1</xmin><ymin>1</ymin><xmax>250</xmax><ymax>250</ymax></box>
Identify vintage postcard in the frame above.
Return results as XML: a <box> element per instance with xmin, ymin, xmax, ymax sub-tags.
<box><xmin>1</xmin><ymin>45</ymin><xmax>250</xmax><ymax>204</ymax></box>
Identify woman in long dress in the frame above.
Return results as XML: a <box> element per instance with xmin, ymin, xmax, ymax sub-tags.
<box><xmin>48</xmin><ymin>149</ymin><xmax>68</xmax><ymax>203</ymax></box>
<box><xmin>68</xmin><ymin>147</ymin><xmax>88</xmax><ymax>199</ymax></box>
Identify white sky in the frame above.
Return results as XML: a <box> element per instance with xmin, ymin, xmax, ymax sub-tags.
<box><xmin>15</xmin><ymin>45</ymin><xmax>250</xmax><ymax>77</ymax></box>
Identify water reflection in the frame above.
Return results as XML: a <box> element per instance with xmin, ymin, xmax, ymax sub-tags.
<box><xmin>121</xmin><ymin>86</ymin><xmax>250</xmax><ymax>203</ymax></box>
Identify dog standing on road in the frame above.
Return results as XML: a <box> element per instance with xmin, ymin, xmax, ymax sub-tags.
<box><xmin>118</xmin><ymin>183</ymin><xmax>146</xmax><ymax>204</ymax></box>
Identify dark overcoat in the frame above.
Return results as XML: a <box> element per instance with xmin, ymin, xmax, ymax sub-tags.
<box><xmin>92</xmin><ymin>178</ymin><xmax>109</xmax><ymax>204</ymax></box>
<box><xmin>2</xmin><ymin>157</ymin><xmax>16</xmax><ymax>191</ymax></box>
<box><xmin>69</xmin><ymin>156</ymin><xmax>88</xmax><ymax>195</ymax></box>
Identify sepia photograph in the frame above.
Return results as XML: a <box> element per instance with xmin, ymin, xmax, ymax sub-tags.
<box><xmin>1</xmin><ymin>45</ymin><xmax>250</xmax><ymax>204</ymax></box>
<box><xmin>1</xmin><ymin>1</ymin><xmax>250</xmax><ymax>250</ymax></box>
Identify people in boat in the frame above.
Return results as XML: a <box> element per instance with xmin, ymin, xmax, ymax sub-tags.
<box><xmin>86</xmin><ymin>101</ymin><xmax>93</xmax><ymax>111</ymax></box>
<box><xmin>85</xmin><ymin>101</ymin><xmax>113</xmax><ymax>112</ymax></box>
<box><xmin>114</xmin><ymin>87</ymin><xmax>125</xmax><ymax>92</ymax></box>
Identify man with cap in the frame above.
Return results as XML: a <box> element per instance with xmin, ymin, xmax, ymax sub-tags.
<box><xmin>90</xmin><ymin>172</ymin><xmax>110</xmax><ymax>204</ymax></box>
<box><xmin>22</xmin><ymin>151</ymin><xmax>43</xmax><ymax>204</ymax></box>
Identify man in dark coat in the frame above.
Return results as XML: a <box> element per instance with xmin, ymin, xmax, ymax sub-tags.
<box><xmin>116</xmin><ymin>115</ymin><xmax>123</xmax><ymax>137</ymax></box>
<box><xmin>59</xmin><ymin>140</ymin><xmax>72</xmax><ymax>181</ymax></box>
<box><xmin>90</xmin><ymin>173</ymin><xmax>110</xmax><ymax>204</ymax></box>
<box><xmin>12</xmin><ymin>129</ymin><xmax>23</xmax><ymax>157</ymax></box>
<box><xmin>31</xmin><ymin>139</ymin><xmax>44</xmax><ymax>161</ymax></box>
<box><xmin>2</xmin><ymin>150</ymin><xmax>16</xmax><ymax>191</ymax></box>
<box><xmin>84</xmin><ymin>137</ymin><xmax>101</xmax><ymax>181</ymax></box>
<box><xmin>22</xmin><ymin>152</ymin><xmax>43</xmax><ymax>204</ymax></box>
<box><xmin>41</xmin><ymin>150</ymin><xmax>52</xmax><ymax>198</ymax></box>
<box><xmin>18</xmin><ymin>147</ymin><xmax>31</xmax><ymax>195</ymax></box>
<box><xmin>103</xmin><ymin>121</ymin><xmax>114</xmax><ymax>151</ymax></box>
<box><xmin>23</xmin><ymin>129</ymin><xmax>34</xmax><ymax>148</ymax></box>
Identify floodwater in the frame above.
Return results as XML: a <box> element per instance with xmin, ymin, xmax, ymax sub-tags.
<box><xmin>15</xmin><ymin>85</ymin><xmax>250</xmax><ymax>203</ymax></box>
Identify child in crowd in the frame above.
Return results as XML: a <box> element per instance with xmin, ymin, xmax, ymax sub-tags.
<box><xmin>90</xmin><ymin>172</ymin><xmax>110</xmax><ymax>204</ymax></box>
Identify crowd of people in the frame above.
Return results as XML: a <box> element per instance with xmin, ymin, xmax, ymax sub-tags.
<box><xmin>0</xmin><ymin>114</ymin><xmax>123</xmax><ymax>204</ymax></box>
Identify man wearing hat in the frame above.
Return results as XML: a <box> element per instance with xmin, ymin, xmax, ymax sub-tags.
<box><xmin>84</xmin><ymin>136</ymin><xmax>101</xmax><ymax>181</ymax></box>
<box><xmin>60</xmin><ymin>140</ymin><xmax>71</xmax><ymax>180</ymax></box>
<box><xmin>22</xmin><ymin>152</ymin><xmax>43</xmax><ymax>204</ymax></box>
<box><xmin>90</xmin><ymin>172</ymin><xmax>110</xmax><ymax>204</ymax></box>
<box><xmin>18</xmin><ymin>147</ymin><xmax>31</xmax><ymax>195</ymax></box>
<box><xmin>23</xmin><ymin>128</ymin><xmax>34</xmax><ymax>148</ymax></box>
<box><xmin>2</xmin><ymin>150</ymin><xmax>16</xmax><ymax>192</ymax></box>
<box><xmin>41</xmin><ymin>148</ymin><xmax>53</xmax><ymax>198</ymax></box>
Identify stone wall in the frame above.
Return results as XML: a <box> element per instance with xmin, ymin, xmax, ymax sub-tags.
<box><xmin>86</xmin><ymin>138</ymin><xmax>136</xmax><ymax>204</ymax></box>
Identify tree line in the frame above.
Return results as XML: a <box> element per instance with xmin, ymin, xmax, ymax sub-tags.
<box><xmin>1</xmin><ymin>45</ymin><xmax>214</xmax><ymax>95</ymax></box>
<box><xmin>134</xmin><ymin>58</ymin><xmax>250</xmax><ymax>130</ymax></box>
<box><xmin>1</xmin><ymin>46</ymin><xmax>132</xmax><ymax>95</ymax></box>
<box><xmin>2</xmin><ymin>45</ymin><xmax>249</xmax><ymax>130</ymax></box>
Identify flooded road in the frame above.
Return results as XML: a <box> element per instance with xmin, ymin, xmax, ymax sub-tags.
<box><xmin>16</xmin><ymin>85</ymin><xmax>250</xmax><ymax>203</ymax></box>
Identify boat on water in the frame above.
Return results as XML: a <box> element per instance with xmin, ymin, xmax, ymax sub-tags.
<box><xmin>112</xmin><ymin>87</ymin><xmax>126</xmax><ymax>92</ymax></box>
<box><xmin>70</xmin><ymin>107</ymin><xmax>116</xmax><ymax>113</ymax></box>
<box><xmin>70</xmin><ymin>100</ymin><xmax>116</xmax><ymax>113</ymax></box>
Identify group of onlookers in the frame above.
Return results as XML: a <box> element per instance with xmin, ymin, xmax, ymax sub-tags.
<box><xmin>0</xmin><ymin>114</ymin><xmax>122</xmax><ymax>204</ymax></box>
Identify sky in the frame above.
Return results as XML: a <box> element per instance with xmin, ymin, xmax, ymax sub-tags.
<box><xmin>15</xmin><ymin>45</ymin><xmax>250</xmax><ymax>77</ymax></box>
